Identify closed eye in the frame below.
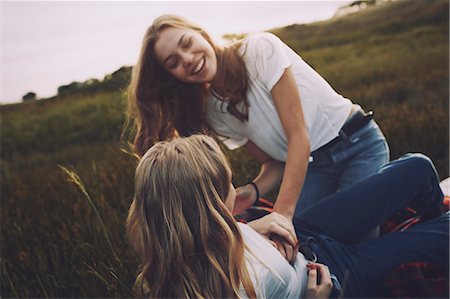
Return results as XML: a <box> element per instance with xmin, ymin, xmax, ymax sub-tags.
<box><xmin>182</xmin><ymin>36</ymin><xmax>192</xmax><ymax>49</ymax></box>
<box><xmin>167</xmin><ymin>57</ymin><xmax>178</xmax><ymax>69</ymax></box>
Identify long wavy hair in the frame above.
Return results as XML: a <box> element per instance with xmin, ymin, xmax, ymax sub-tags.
<box><xmin>127</xmin><ymin>14</ymin><xmax>249</xmax><ymax>157</ymax></box>
<box><xmin>126</xmin><ymin>134</ymin><xmax>256</xmax><ymax>298</ymax></box>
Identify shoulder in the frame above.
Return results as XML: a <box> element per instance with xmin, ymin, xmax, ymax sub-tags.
<box><xmin>245</xmin><ymin>32</ymin><xmax>283</xmax><ymax>45</ymax></box>
<box><xmin>243</xmin><ymin>32</ymin><xmax>284</xmax><ymax>54</ymax></box>
<box><xmin>241</xmin><ymin>32</ymin><xmax>292</xmax><ymax>64</ymax></box>
<box><xmin>240</xmin><ymin>33</ymin><xmax>294</xmax><ymax>86</ymax></box>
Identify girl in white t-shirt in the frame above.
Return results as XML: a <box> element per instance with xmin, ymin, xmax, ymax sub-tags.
<box><xmin>126</xmin><ymin>135</ymin><xmax>448</xmax><ymax>298</ymax></box>
<box><xmin>127</xmin><ymin>14</ymin><xmax>389</xmax><ymax>259</ymax></box>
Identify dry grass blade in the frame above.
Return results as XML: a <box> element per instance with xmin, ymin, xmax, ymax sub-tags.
<box><xmin>58</xmin><ymin>164</ymin><xmax>121</xmax><ymax>264</ymax></box>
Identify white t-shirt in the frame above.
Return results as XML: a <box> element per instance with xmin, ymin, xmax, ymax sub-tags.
<box><xmin>207</xmin><ymin>32</ymin><xmax>353</xmax><ymax>161</ymax></box>
<box><xmin>238</xmin><ymin>223</ymin><xmax>308</xmax><ymax>298</ymax></box>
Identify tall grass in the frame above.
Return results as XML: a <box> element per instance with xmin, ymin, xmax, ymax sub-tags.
<box><xmin>1</xmin><ymin>0</ymin><xmax>448</xmax><ymax>297</ymax></box>
<box><xmin>1</xmin><ymin>142</ymin><xmax>138</xmax><ymax>297</ymax></box>
<box><xmin>274</xmin><ymin>0</ymin><xmax>449</xmax><ymax>174</ymax></box>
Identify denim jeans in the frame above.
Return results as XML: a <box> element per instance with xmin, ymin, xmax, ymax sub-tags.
<box><xmin>296</xmin><ymin>119</ymin><xmax>390</xmax><ymax>214</ymax></box>
<box><xmin>294</xmin><ymin>154</ymin><xmax>449</xmax><ymax>298</ymax></box>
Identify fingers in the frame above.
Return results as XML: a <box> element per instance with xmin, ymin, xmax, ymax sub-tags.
<box><xmin>265</xmin><ymin>212</ymin><xmax>298</xmax><ymax>247</ymax></box>
<box><xmin>247</xmin><ymin>212</ymin><xmax>299</xmax><ymax>263</ymax></box>
<box><xmin>270</xmin><ymin>235</ymin><xmax>298</xmax><ymax>264</ymax></box>
<box><xmin>306</xmin><ymin>263</ymin><xmax>333</xmax><ymax>299</ymax></box>
<box><xmin>282</xmin><ymin>238</ymin><xmax>296</xmax><ymax>264</ymax></box>
<box><xmin>317</xmin><ymin>263</ymin><xmax>333</xmax><ymax>296</ymax></box>
<box><xmin>268</xmin><ymin>225</ymin><xmax>296</xmax><ymax>247</ymax></box>
<box><xmin>306</xmin><ymin>264</ymin><xmax>318</xmax><ymax>289</ymax></box>
<box><xmin>266</xmin><ymin>235</ymin><xmax>298</xmax><ymax>264</ymax></box>
<box><xmin>272</xmin><ymin>238</ymin><xmax>287</xmax><ymax>259</ymax></box>
<box><xmin>269</xmin><ymin>239</ymin><xmax>279</xmax><ymax>249</ymax></box>
<box><xmin>285</xmin><ymin>240</ymin><xmax>296</xmax><ymax>263</ymax></box>
<box><xmin>317</xmin><ymin>263</ymin><xmax>332</xmax><ymax>286</ymax></box>
<box><xmin>248</xmin><ymin>213</ymin><xmax>296</xmax><ymax>243</ymax></box>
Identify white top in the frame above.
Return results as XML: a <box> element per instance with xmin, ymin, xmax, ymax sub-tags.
<box><xmin>207</xmin><ymin>32</ymin><xmax>353</xmax><ymax>161</ymax></box>
<box><xmin>238</xmin><ymin>223</ymin><xmax>308</xmax><ymax>298</ymax></box>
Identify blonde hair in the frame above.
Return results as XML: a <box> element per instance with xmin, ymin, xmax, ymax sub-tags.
<box><xmin>126</xmin><ymin>134</ymin><xmax>256</xmax><ymax>298</ymax></box>
<box><xmin>126</xmin><ymin>14</ymin><xmax>249</xmax><ymax>157</ymax></box>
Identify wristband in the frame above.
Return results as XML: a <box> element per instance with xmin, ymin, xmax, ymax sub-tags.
<box><xmin>247</xmin><ymin>182</ymin><xmax>260</xmax><ymax>206</ymax></box>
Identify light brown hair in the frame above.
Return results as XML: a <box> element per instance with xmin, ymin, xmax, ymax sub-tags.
<box><xmin>127</xmin><ymin>14</ymin><xmax>249</xmax><ymax>157</ymax></box>
<box><xmin>126</xmin><ymin>134</ymin><xmax>256</xmax><ymax>298</ymax></box>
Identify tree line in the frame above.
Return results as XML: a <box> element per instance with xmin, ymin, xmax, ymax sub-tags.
<box><xmin>22</xmin><ymin>66</ymin><xmax>132</xmax><ymax>102</ymax></box>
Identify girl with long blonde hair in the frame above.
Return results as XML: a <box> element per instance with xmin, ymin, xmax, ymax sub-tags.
<box><xmin>126</xmin><ymin>135</ymin><xmax>331</xmax><ymax>298</ymax></box>
<box><xmin>127</xmin><ymin>134</ymin><xmax>448</xmax><ymax>298</ymax></box>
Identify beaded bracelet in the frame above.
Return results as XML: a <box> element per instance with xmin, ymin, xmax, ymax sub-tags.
<box><xmin>247</xmin><ymin>182</ymin><xmax>260</xmax><ymax>206</ymax></box>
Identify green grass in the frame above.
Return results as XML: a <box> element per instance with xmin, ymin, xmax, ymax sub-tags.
<box><xmin>273</xmin><ymin>0</ymin><xmax>449</xmax><ymax>175</ymax></box>
<box><xmin>1</xmin><ymin>0</ymin><xmax>448</xmax><ymax>297</ymax></box>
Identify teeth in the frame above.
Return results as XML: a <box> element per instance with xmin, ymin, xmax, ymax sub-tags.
<box><xmin>193</xmin><ymin>58</ymin><xmax>204</xmax><ymax>74</ymax></box>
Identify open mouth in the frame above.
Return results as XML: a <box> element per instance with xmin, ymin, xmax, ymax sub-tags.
<box><xmin>192</xmin><ymin>57</ymin><xmax>205</xmax><ymax>75</ymax></box>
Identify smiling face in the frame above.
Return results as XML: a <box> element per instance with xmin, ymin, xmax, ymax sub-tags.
<box><xmin>154</xmin><ymin>26</ymin><xmax>218</xmax><ymax>84</ymax></box>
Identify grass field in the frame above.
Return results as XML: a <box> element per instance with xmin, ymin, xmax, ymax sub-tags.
<box><xmin>1</xmin><ymin>0</ymin><xmax>448</xmax><ymax>297</ymax></box>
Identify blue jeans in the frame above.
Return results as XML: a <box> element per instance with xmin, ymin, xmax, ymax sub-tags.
<box><xmin>294</xmin><ymin>154</ymin><xmax>449</xmax><ymax>298</ymax></box>
<box><xmin>296</xmin><ymin>119</ymin><xmax>390</xmax><ymax>214</ymax></box>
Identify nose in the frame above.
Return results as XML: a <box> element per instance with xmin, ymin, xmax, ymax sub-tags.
<box><xmin>180</xmin><ymin>52</ymin><xmax>194</xmax><ymax>66</ymax></box>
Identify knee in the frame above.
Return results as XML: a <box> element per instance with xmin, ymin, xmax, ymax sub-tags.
<box><xmin>400</xmin><ymin>153</ymin><xmax>437</xmax><ymax>179</ymax></box>
<box><xmin>402</xmin><ymin>153</ymin><xmax>433</xmax><ymax>168</ymax></box>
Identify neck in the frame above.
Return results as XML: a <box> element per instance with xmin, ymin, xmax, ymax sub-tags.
<box><xmin>210</xmin><ymin>43</ymin><xmax>231</xmax><ymax>87</ymax></box>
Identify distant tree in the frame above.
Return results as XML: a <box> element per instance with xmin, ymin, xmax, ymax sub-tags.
<box><xmin>335</xmin><ymin>0</ymin><xmax>386</xmax><ymax>17</ymax></box>
<box><xmin>84</xmin><ymin>78</ymin><xmax>100</xmax><ymax>86</ymax></box>
<box><xmin>57</xmin><ymin>81</ymin><xmax>81</xmax><ymax>95</ymax></box>
<box><xmin>54</xmin><ymin>66</ymin><xmax>132</xmax><ymax>97</ymax></box>
<box><xmin>22</xmin><ymin>92</ymin><xmax>37</xmax><ymax>102</ymax></box>
<box><xmin>103</xmin><ymin>66</ymin><xmax>132</xmax><ymax>90</ymax></box>
<box><xmin>82</xmin><ymin>78</ymin><xmax>101</xmax><ymax>93</ymax></box>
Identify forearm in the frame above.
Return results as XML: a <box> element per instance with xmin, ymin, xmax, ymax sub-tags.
<box><xmin>269</xmin><ymin>67</ymin><xmax>310</xmax><ymax>219</ymax></box>
<box><xmin>252</xmin><ymin>160</ymin><xmax>285</xmax><ymax>196</ymax></box>
<box><xmin>273</xmin><ymin>134</ymin><xmax>310</xmax><ymax>219</ymax></box>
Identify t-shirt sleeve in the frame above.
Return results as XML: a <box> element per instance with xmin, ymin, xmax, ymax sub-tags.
<box><xmin>245</xmin><ymin>33</ymin><xmax>294</xmax><ymax>91</ymax></box>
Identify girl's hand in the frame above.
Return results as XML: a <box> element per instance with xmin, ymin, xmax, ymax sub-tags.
<box><xmin>248</xmin><ymin>212</ymin><xmax>298</xmax><ymax>262</ymax></box>
<box><xmin>305</xmin><ymin>263</ymin><xmax>333</xmax><ymax>299</ymax></box>
<box><xmin>270</xmin><ymin>234</ymin><xmax>299</xmax><ymax>264</ymax></box>
<box><xmin>232</xmin><ymin>184</ymin><xmax>257</xmax><ymax>215</ymax></box>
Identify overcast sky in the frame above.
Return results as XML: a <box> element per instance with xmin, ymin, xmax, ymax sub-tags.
<box><xmin>1</xmin><ymin>1</ymin><xmax>353</xmax><ymax>104</ymax></box>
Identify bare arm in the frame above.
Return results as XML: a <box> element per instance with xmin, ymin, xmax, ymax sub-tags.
<box><xmin>245</xmin><ymin>68</ymin><xmax>310</xmax><ymax>262</ymax></box>
<box><xmin>271</xmin><ymin>67</ymin><xmax>310</xmax><ymax>219</ymax></box>
<box><xmin>246</xmin><ymin>141</ymin><xmax>285</xmax><ymax>196</ymax></box>
<box><xmin>233</xmin><ymin>67</ymin><xmax>310</xmax><ymax>213</ymax></box>
<box><xmin>232</xmin><ymin>141</ymin><xmax>284</xmax><ymax>215</ymax></box>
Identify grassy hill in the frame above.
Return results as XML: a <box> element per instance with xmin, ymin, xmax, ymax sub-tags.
<box><xmin>271</xmin><ymin>0</ymin><xmax>449</xmax><ymax>174</ymax></box>
<box><xmin>1</xmin><ymin>0</ymin><xmax>448</xmax><ymax>297</ymax></box>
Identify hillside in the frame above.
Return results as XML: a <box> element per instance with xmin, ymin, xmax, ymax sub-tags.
<box><xmin>271</xmin><ymin>0</ymin><xmax>449</xmax><ymax>175</ymax></box>
<box><xmin>1</xmin><ymin>0</ymin><xmax>448</xmax><ymax>297</ymax></box>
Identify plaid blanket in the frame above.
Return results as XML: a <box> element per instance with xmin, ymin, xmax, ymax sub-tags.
<box><xmin>235</xmin><ymin>196</ymin><xmax>450</xmax><ymax>298</ymax></box>
<box><xmin>377</xmin><ymin>195</ymin><xmax>449</xmax><ymax>298</ymax></box>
